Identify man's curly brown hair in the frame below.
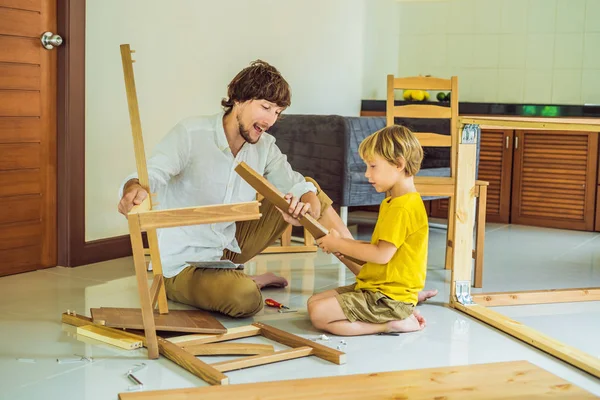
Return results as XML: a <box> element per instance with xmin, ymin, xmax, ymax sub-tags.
<box><xmin>221</xmin><ymin>60</ymin><xmax>291</xmax><ymax>115</ymax></box>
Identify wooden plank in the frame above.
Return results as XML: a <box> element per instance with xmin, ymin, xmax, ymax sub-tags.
<box><xmin>0</xmin><ymin>6</ymin><xmax>40</xmax><ymax>37</ymax></box>
<box><xmin>77</xmin><ymin>324</ymin><xmax>143</xmax><ymax>350</ymax></box>
<box><xmin>386</xmin><ymin>75</ymin><xmax>394</xmax><ymax>126</ymax></box>
<box><xmin>0</xmin><ymin>117</ymin><xmax>40</xmax><ymax>142</ymax></box>
<box><xmin>394</xmin><ymin>104</ymin><xmax>451</xmax><ymax>119</ymax></box>
<box><xmin>118</xmin><ymin>360</ymin><xmax>596</xmax><ymax>399</ymax></box>
<box><xmin>253</xmin><ymin>322</ymin><xmax>345</xmax><ymax>365</ymax></box>
<box><xmin>0</xmin><ymin>91</ymin><xmax>40</xmax><ymax>117</ymax></box>
<box><xmin>0</xmin><ymin>169</ymin><xmax>40</xmax><ymax>196</ymax></box>
<box><xmin>414</xmin><ymin>132</ymin><xmax>451</xmax><ymax>147</ymax></box>
<box><xmin>147</xmin><ymin>228</ymin><xmax>168</xmax><ymax>314</ymax></box>
<box><xmin>158</xmin><ymin>337</ymin><xmax>229</xmax><ymax>385</ymax></box>
<box><xmin>91</xmin><ymin>307</ymin><xmax>227</xmax><ymax>334</ymax></box>
<box><xmin>169</xmin><ymin>325</ymin><xmax>261</xmax><ymax>347</ymax></box>
<box><xmin>473</xmin><ymin>183</ymin><xmax>487</xmax><ymax>288</ymax></box>
<box><xmin>185</xmin><ymin>343</ymin><xmax>274</xmax><ymax>356</ymax></box>
<box><xmin>0</xmin><ymin>64</ymin><xmax>40</xmax><ymax>90</ymax></box>
<box><xmin>0</xmin><ymin>0</ymin><xmax>41</xmax><ymax>11</ymax></box>
<box><xmin>454</xmin><ymin>303</ymin><xmax>600</xmax><ymax>379</ymax></box>
<box><xmin>459</xmin><ymin>117</ymin><xmax>600</xmax><ymax>133</ymax></box>
<box><xmin>212</xmin><ymin>347</ymin><xmax>313</xmax><ymax>373</ymax></box>
<box><xmin>449</xmin><ymin>128</ymin><xmax>478</xmax><ymax>300</ymax></box>
<box><xmin>61</xmin><ymin>312</ymin><xmax>228</xmax><ymax>385</ymax></box>
<box><xmin>393</xmin><ymin>76</ymin><xmax>452</xmax><ymax>90</ymax></box>
<box><xmin>149</xmin><ymin>274</ymin><xmax>163</xmax><ymax>309</ymax></box>
<box><xmin>137</xmin><ymin>201</ymin><xmax>261</xmax><ymax>230</ymax></box>
<box><xmin>414</xmin><ymin>182</ymin><xmax>454</xmax><ymax>197</ymax></box>
<box><xmin>0</xmin><ymin>36</ymin><xmax>39</xmax><ymax>64</ymax></box>
<box><xmin>0</xmin><ymin>143</ymin><xmax>40</xmax><ymax>169</ymax></box>
<box><xmin>127</xmin><ymin>215</ymin><xmax>159</xmax><ymax>359</ymax></box>
<box><xmin>261</xmin><ymin>245</ymin><xmax>318</xmax><ymax>254</ymax></box>
<box><xmin>473</xmin><ymin>288</ymin><xmax>600</xmax><ymax>307</ymax></box>
<box><xmin>235</xmin><ymin>162</ymin><xmax>329</xmax><ymax>240</ymax></box>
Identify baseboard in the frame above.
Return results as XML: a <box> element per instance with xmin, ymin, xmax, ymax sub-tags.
<box><xmin>71</xmin><ymin>233</ymin><xmax>147</xmax><ymax>267</ymax></box>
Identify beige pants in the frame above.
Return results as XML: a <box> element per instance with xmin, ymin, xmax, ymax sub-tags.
<box><xmin>164</xmin><ymin>178</ymin><xmax>333</xmax><ymax>318</ymax></box>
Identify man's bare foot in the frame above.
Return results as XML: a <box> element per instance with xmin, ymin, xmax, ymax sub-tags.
<box><xmin>250</xmin><ymin>272</ymin><xmax>288</xmax><ymax>289</ymax></box>
<box><xmin>386</xmin><ymin>311</ymin><xmax>426</xmax><ymax>333</ymax></box>
<box><xmin>417</xmin><ymin>289</ymin><xmax>438</xmax><ymax>304</ymax></box>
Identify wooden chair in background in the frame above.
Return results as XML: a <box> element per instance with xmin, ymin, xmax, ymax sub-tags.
<box><xmin>386</xmin><ymin>74</ymin><xmax>488</xmax><ymax>287</ymax></box>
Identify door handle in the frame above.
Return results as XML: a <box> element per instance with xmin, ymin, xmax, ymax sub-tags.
<box><xmin>41</xmin><ymin>32</ymin><xmax>64</xmax><ymax>50</ymax></box>
<box><xmin>506</xmin><ymin>136</ymin><xmax>509</xmax><ymax>149</ymax></box>
<box><xmin>515</xmin><ymin>136</ymin><xmax>519</xmax><ymax>149</ymax></box>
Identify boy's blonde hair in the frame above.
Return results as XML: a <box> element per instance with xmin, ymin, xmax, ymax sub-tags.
<box><xmin>358</xmin><ymin>125</ymin><xmax>423</xmax><ymax>176</ymax></box>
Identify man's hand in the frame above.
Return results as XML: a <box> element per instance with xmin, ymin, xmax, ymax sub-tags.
<box><xmin>275</xmin><ymin>193</ymin><xmax>311</xmax><ymax>226</ymax></box>
<box><xmin>316</xmin><ymin>228</ymin><xmax>341</xmax><ymax>254</ymax></box>
<box><xmin>300</xmin><ymin>191</ymin><xmax>320</xmax><ymax>219</ymax></box>
<box><xmin>118</xmin><ymin>180</ymin><xmax>148</xmax><ymax>216</ymax></box>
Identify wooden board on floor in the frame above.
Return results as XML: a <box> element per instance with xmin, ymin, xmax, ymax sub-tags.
<box><xmin>90</xmin><ymin>308</ymin><xmax>226</xmax><ymax>334</ymax></box>
<box><xmin>473</xmin><ymin>288</ymin><xmax>600</xmax><ymax>307</ymax></box>
<box><xmin>118</xmin><ymin>360</ymin><xmax>597</xmax><ymax>399</ymax></box>
<box><xmin>76</xmin><ymin>324</ymin><xmax>143</xmax><ymax>350</ymax></box>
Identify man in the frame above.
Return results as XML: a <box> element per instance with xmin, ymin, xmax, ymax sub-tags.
<box><xmin>118</xmin><ymin>60</ymin><xmax>436</xmax><ymax>318</ymax></box>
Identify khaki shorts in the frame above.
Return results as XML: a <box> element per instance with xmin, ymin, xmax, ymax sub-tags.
<box><xmin>335</xmin><ymin>284</ymin><xmax>414</xmax><ymax>324</ymax></box>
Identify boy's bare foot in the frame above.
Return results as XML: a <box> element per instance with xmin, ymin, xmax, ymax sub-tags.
<box><xmin>386</xmin><ymin>310</ymin><xmax>426</xmax><ymax>333</ymax></box>
<box><xmin>250</xmin><ymin>272</ymin><xmax>288</xmax><ymax>289</ymax></box>
<box><xmin>417</xmin><ymin>289</ymin><xmax>438</xmax><ymax>304</ymax></box>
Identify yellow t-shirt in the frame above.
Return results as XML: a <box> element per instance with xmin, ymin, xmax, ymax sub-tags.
<box><xmin>354</xmin><ymin>192</ymin><xmax>428</xmax><ymax>305</ymax></box>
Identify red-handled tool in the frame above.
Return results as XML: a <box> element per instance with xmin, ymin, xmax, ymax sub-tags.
<box><xmin>265</xmin><ymin>298</ymin><xmax>290</xmax><ymax>309</ymax></box>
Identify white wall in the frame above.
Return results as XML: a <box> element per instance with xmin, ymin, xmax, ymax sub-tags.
<box><xmin>385</xmin><ymin>0</ymin><xmax>600</xmax><ymax>104</ymax></box>
<box><xmin>85</xmin><ymin>0</ymin><xmax>366</xmax><ymax>241</ymax></box>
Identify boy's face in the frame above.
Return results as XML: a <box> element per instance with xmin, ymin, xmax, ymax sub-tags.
<box><xmin>364</xmin><ymin>155</ymin><xmax>402</xmax><ymax>193</ymax></box>
<box><xmin>235</xmin><ymin>99</ymin><xmax>285</xmax><ymax>144</ymax></box>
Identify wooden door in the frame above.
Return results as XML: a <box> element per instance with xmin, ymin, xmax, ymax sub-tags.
<box><xmin>511</xmin><ymin>130</ymin><xmax>598</xmax><ymax>231</ymax></box>
<box><xmin>429</xmin><ymin>129</ymin><xmax>514</xmax><ymax>223</ymax></box>
<box><xmin>0</xmin><ymin>0</ymin><xmax>57</xmax><ymax>276</ymax></box>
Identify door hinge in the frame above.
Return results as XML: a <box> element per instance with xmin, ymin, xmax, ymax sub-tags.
<box><xmin>455</xmin><ymin>281</ymin><xmax>475</xmax><ymax>305</ymax></box>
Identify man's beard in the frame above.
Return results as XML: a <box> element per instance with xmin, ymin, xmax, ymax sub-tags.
<box><xmin>237</xmin><ymin>115</ymin><xmax>259</xmax><ymax>144</ymax></box>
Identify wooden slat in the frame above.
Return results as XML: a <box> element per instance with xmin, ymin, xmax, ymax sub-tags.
<box><xmin>0</xmin><ymin>6</ymin><xmax>39</xmax><ymax>37</ymax></box>
<box><xmin>0</xmin><ymin>0</ymin><xmax>41</xmax><ymax>11</ymax></box>
<box><xmin>0</xmin><ymin>169</ymin><xmax>40</xmax><ymax>196</ymax></box>
<box><xmin>137</xmin><ymin>201</ymin><xmax>261</xmax><ymax>230</ymax></box>
<box><xmin>77</xmin><ymin>325</ymin><xmax>143</xmax><ymax>350</ymax></box>
<box><xmin>61</xmin><ymin>312</ymin><xmax>229</xmax><ymax>385</ymax></box>
<box><xmin>117</xmin><ymin>360</ymin><xmax>597</xmax><ymax>400</ymax></box>
<box><xmin>0</xmin><ymin>244</ymin><xmax>40</xmax><ymax>276</ymax></box>
<box><xmin>149</xmin><ymin>274</ymin><xmax>163</xmax><ymax>309</ymax></box>
<box><xmin>473</xmin><ymin>288</ymin><xmax>600</xmax><ymax>306</ymax></box>
<box><xmin>393</xmin><ymin>76</ymin><xmax>452</xmax><ymax>90</ymax></box>
<box><xmin>170</xmin><ymin>325</ymin><xmax>261</xmax><ymax>347</ymax></box>
<box><xmin>414</xmin><ymin>132</ymin><xmax>451</xmax><ymax>147</ymax></box>
<box><xmin>454</xmin><ymin>303</ymin><xmax>600</xmax><ymax>379</ymax></box>
<box><xmin>185</xmin><ymin>343</ymin><xmax>274</xmax><ymax>356</ymax></box>
<box><xmin>0</xmin><ymin>117</ymin><xmax>40</xmax><ymax>143</ymax></box>
<box><xmin>460</xmin><ymin>116</ymin><xmax>600</xmax><ymax>132</ymax></box>
<box><xmin>0</xmin><ymin>220</ymin><xmax>40</xmax><ymax>250</ymax></box>
<box><xmin>0</xmin><ymin>91</ymin><xmax>40</xmax><ymax>117</ymax></box>
<box><xmin>0</xmin><ymin>143</ymin><xmax>40</xmax><ymax>170</ymax></box>
<box><xmin>0</xmin><ymin>64</ymin><xmax>40</xmax><ymax>90</ymax></box>
<box><xmin>0</xmin><ymin>194</ymin><xmax>40</xmax><ymax>224</ymax></box>
<box><xmin>394</xmin><ymin>104</ymin><xmax>451</xmax><ymax>119</ymax></box>
<box><xmin>212</xmin><ymin>347</ymin><xmax>314</xmax><ymax>373</ymax></box>
<box><xmin>0</xmin><ymin>36</ymin><xmax>39</xmax><ymax>64</ymax></box>
<box><xmin>261</xmin><ymin>245</ymin><xmax>318</xmax><ymax>254</ymax></box>
<box><xmin>254</xmin><ymin>322</ymin><xmax>345</xmax><ymax>365</ymax></box>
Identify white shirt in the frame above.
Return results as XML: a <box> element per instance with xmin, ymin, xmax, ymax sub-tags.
<box><xmin>119</xmin><ymin>111</ymin><xmax>316</xmax><ymax>278</ymax></box>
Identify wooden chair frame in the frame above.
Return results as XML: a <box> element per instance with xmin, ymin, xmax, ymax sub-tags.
<box><xmin>386</xmin><ymin>74</ymin><xmax>488</xmax><ymax>287</ymax></box>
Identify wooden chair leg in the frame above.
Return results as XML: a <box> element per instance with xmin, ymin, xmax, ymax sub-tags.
<box><xmin>281</xmin><ymin>225</ymin><xmax>292</xmax><ymax>246</ymax></box>
<box><xmin>128</xmin><ymin>215</ymin><xmax>159</xmax><ymax>359</ymax></box>
<box><xmin>444</xmin><ymin>196</ymin><xmax>455</xmax><ymax>270</ymax></box>
<box><xmin>473</xmin><ymin>183</ymin><xmax>487</xmax><ymax>288</ymax></box>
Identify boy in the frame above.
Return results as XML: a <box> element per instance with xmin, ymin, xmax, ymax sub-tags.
<box><xmin>309</xmin><ymin>125</ymin><xmax>428</xmax><ymax>335</ymax></box>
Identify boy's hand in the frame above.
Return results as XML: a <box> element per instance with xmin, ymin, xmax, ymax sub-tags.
<box><xmin>316</xmin><ymin>228</ymin><xmax>341</xmax><ymax>253</ymax></box>
<box><xmin>276</xmin><ymin>193</ymin><xmax>311</xmax><ymax>226</ymax></box>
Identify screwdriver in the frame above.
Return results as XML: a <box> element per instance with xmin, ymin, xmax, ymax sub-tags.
<box><xmin>265</xmin><ymin>298</ymin><xmax>290</xmax><ymax>309</ymax></box>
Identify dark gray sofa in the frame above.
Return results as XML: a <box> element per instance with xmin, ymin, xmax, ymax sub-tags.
<box><xmin>269</xmin><ymin>114</ymin><xmax>478</xmax><ymax>210</ymax></box>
